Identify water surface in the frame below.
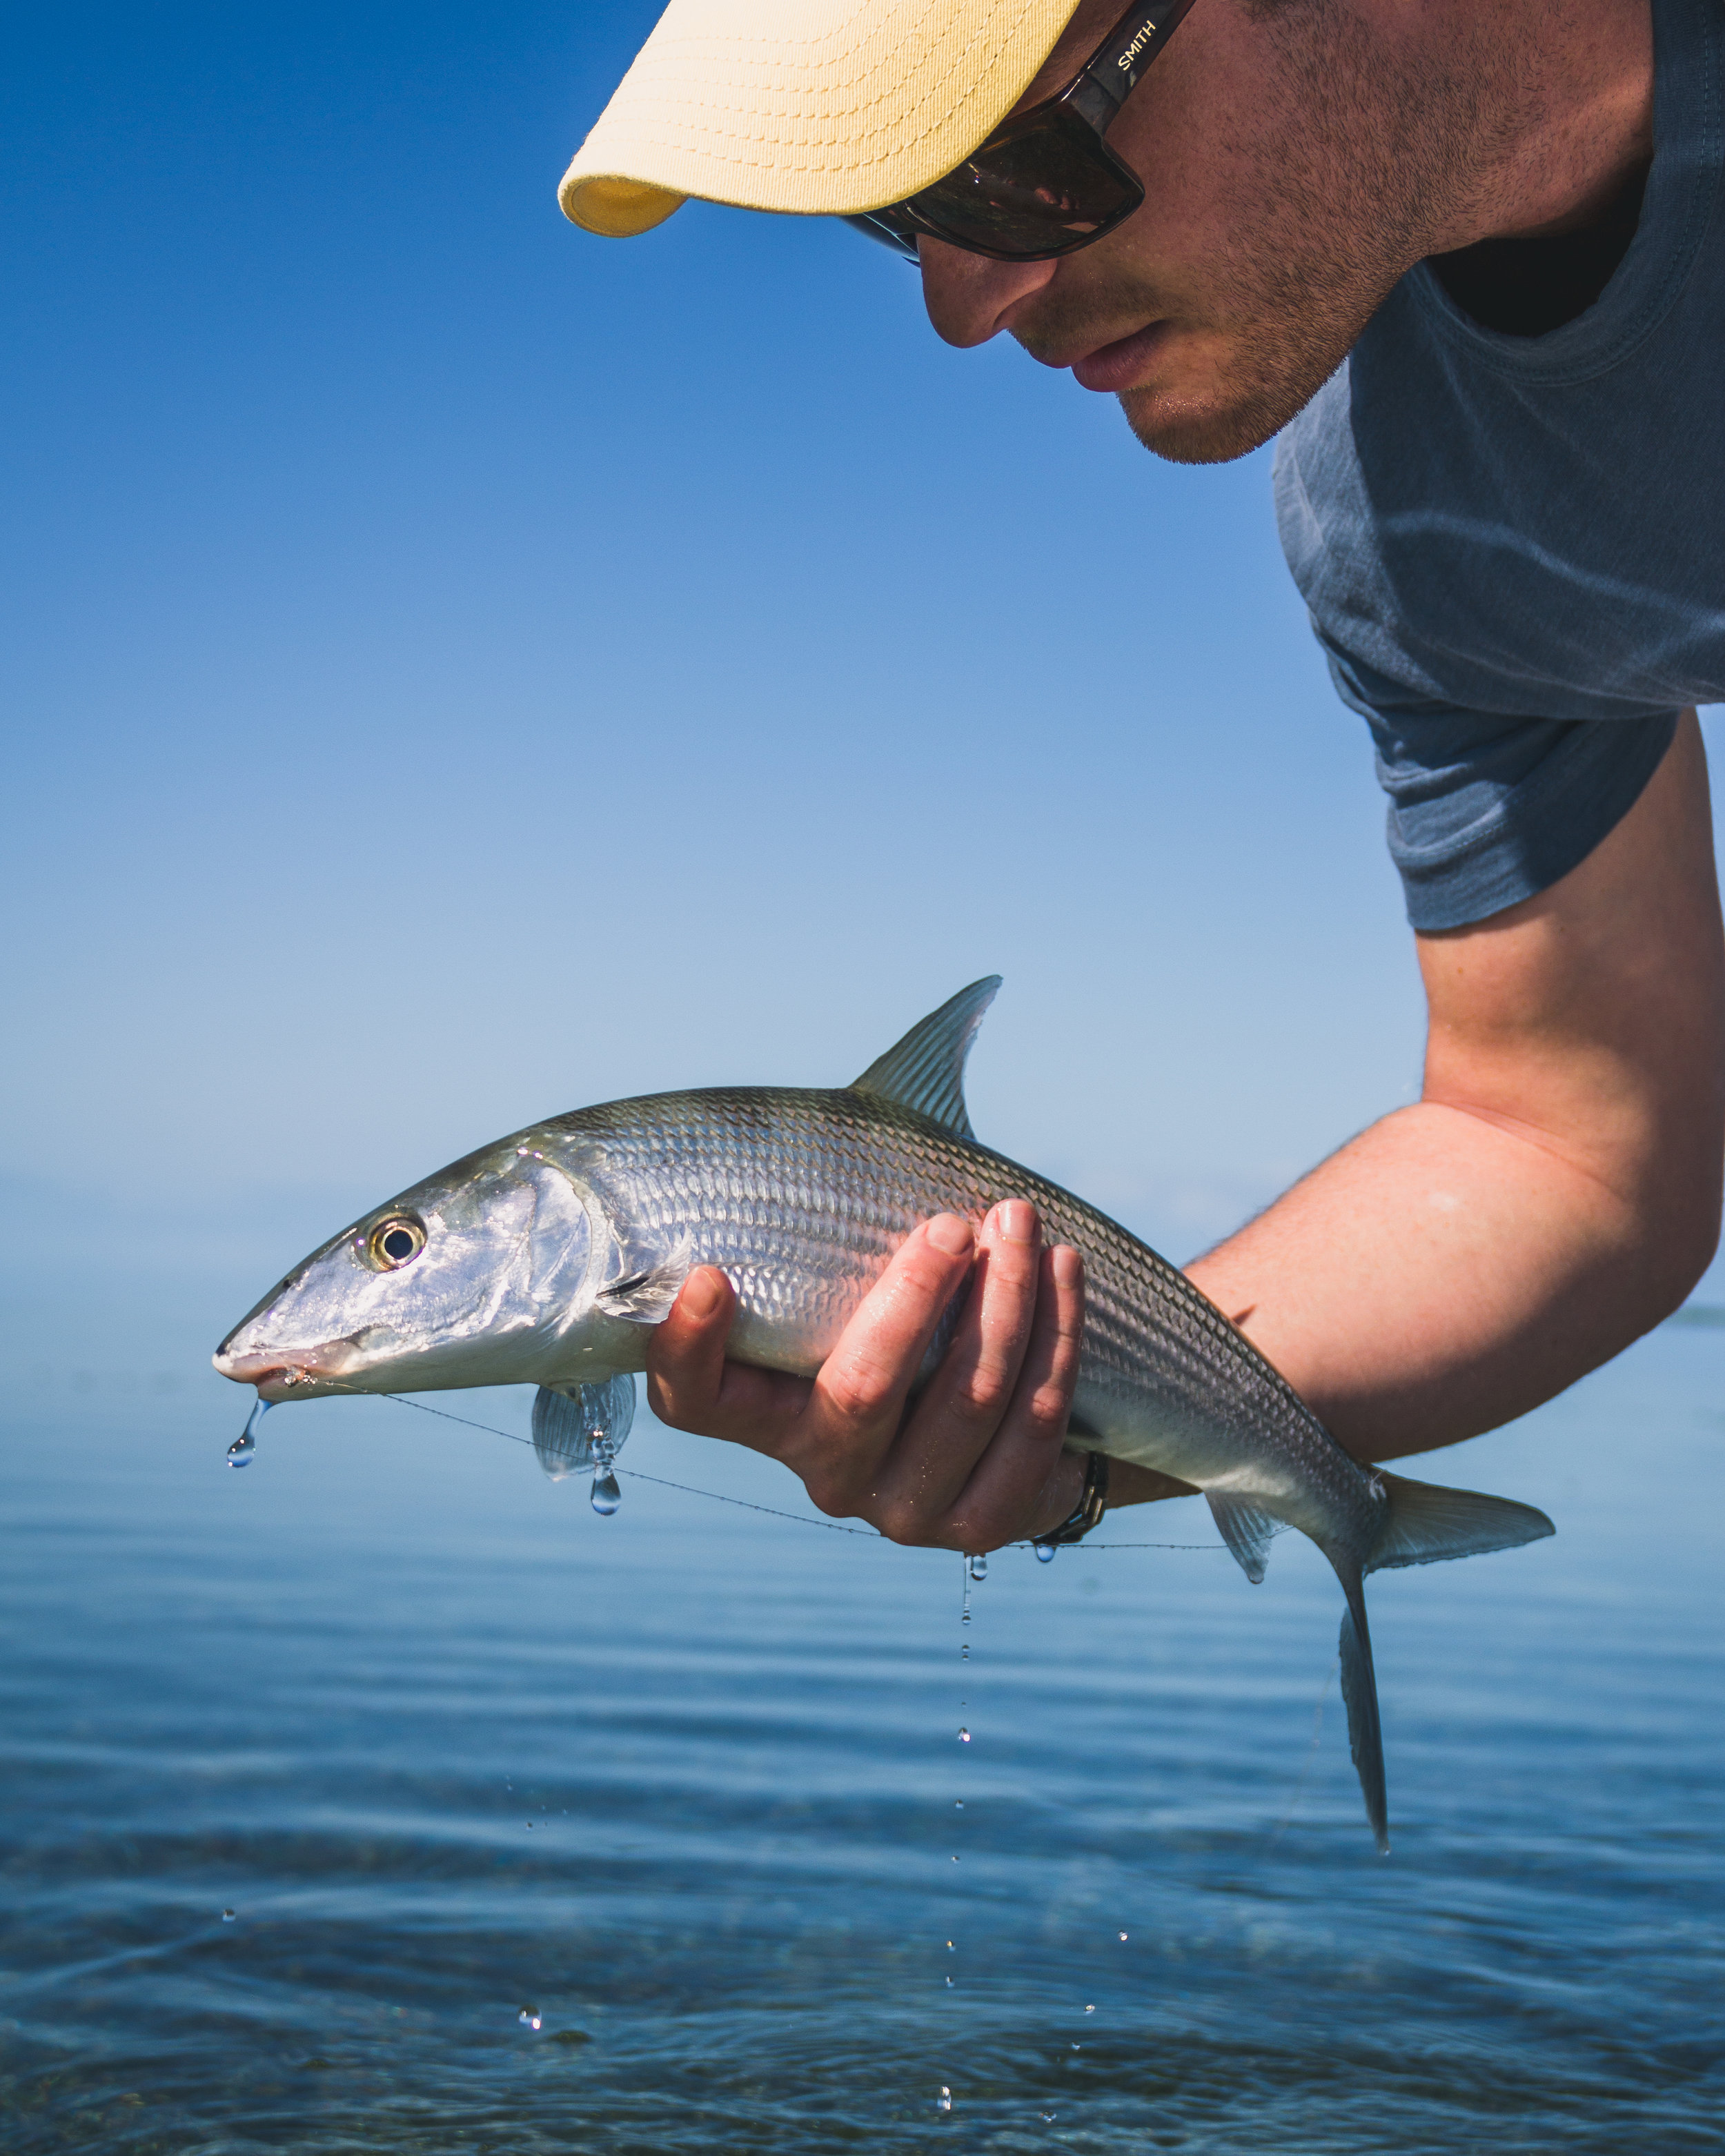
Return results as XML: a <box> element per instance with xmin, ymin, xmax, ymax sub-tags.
<box><xmin>2</xmin><ymin>1327</ymin><xmax>1721</xmax><ymax>2152</ymax></box>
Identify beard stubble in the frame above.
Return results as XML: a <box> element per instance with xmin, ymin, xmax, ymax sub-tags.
<box><xmin>1012</xmin><ymin>3</ymin><xmax>1491</xmax><ymax>464</ymax></box>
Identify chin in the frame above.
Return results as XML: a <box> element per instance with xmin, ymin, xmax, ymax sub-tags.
<box><xmin>1112</xmin><ymin>324</ymin><xmax>1346</xmax><ymax>466</ymax></box>
<box><xmin>1116</xmin><ymin>378</ymin><xmax>1295</xmax><ymax>466</ymax></box>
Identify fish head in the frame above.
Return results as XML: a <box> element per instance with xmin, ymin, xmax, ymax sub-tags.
<box><xmin>213</xmin><ymin>1138</ymin><xmax>604</xmax><ymax>1401</ymax></box>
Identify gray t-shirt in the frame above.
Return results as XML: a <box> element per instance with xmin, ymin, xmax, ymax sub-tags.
<box><xmin>1274</xmin><ymin>0</ymin><xmax>1724</xmax><ymax>931</ymax></box>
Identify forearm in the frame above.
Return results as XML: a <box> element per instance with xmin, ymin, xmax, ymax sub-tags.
<box><xmin>1116</xmin><ymin>711</ymin><xmax>1725</xmax><ymax>1494</ymax></box>
<box><xmin>1183</xmin><ymin>1096</ymin><xmax>1693</xmax><ymax>1461</ymax></box>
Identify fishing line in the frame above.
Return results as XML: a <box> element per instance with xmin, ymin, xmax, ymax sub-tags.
<box><xmin>1268</xmin><ymin>1660</ymin><xmax>1337</xmax><ymax>1846</ymax></box>
<box><xmin>319</xmin><ymin>1385</ymin><xmax>1250</xmax><ymax>1552</ymax></box>
<box><xmin>367</xmin><ymin>1392</ymin><xmax>880</xmax><ymax>1534</ymax></box>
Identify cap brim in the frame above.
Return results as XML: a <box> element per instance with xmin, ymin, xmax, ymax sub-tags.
<box><xmin>560</xmin><ymin>0</ymin><xmax>1085</xmax><ymax>238</ymax></box>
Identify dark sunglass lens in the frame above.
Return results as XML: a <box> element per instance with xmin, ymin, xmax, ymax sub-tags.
<box><xmin>842</xmin><ymin>211</ymin><xmax>920</xmax><ymax>260</ymax></box>
<box><xmin>912</xmin><ymin>111</ymin><xmax>1139</xmax><ymax>257</ymax></box>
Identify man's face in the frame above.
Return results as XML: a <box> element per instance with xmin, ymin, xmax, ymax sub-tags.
<box><xmin>919</xmin><ymin>0</ymin><xmax>1468</xmax><ymax>463</ymax></box>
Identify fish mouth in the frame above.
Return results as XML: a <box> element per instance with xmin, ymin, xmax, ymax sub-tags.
<box><xmin>212</xmin><ymin>1337</ymin><xmax>369</xmax><ymax>1398</ymax></box>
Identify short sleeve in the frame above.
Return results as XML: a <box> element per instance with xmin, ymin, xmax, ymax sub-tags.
<box><xmin>1322</xmin><ymin>635</ymin><xmax>1679</xmax><ymax>931</ymax></box>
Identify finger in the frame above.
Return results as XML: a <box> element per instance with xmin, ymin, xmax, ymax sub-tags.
<box><xmin>789</xmin><ymin>1213</ymin><xmax>978</xmax><ymax>1514</ymax></box>
<box><xmin>872</xmin><ymin>1200</ymin><xmax>1045</xmax><ymax>1532</ymax></box>
<box><xmin>646</xmin><ymin>1267</ymin><xmax>814</xmax><ymax>1453</ymax></box>
<box><xmin>945</xmin><ymin>1241</ymin><xmax>1087</xmax><ymax>1552</ymax></box>
<box><xmin>645</xmin><ymin>1267</ymin><xmax>734</xmax><ymax>1427</ymax></box>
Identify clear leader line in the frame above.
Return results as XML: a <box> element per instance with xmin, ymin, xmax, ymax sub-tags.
<box><xmin>362</xmin><ymin>1388</ymin><xmax>1272</xmax><ymax>1552</ymax></box>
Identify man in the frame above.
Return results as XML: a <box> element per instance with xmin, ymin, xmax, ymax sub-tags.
<box><xmin>560</xmin><ymin>0</ymin><xmax>1725</xmax><ymax>1552</ymax></box>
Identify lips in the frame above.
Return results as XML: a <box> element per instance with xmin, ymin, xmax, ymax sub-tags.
<box><xmin>1067</xmin><ymin>318</ymin><xmax>1171</xmax><ymax>394</ymax></box>
<box><xmin>212</xmin><ymin>1337</ymin><xmax>364</xmax><ymax>1396</ymax></box>
<box><xmin>213</xmin><ymin>1345</ymin><xmax>312</xmax><ymax>1395</ymax></box>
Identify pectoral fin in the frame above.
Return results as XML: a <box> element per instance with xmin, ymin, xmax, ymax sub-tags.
<box><xmin>593</xmin><ymin>1236</ymin><xmax>696</xmax><ymax>1324</ymax></box>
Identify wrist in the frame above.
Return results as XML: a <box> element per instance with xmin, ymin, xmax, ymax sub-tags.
<box><xmin>1029</xmin><ymin>1450</ymin><xmax>1087</xmax><ymax>1539</ymax></box>
<box><xmin>1031</xmin><ymin>1447</ymin><xmax>1108</xmax><ymax>1547</ymax></box>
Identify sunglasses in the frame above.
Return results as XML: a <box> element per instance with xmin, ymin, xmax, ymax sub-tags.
<box><xmin>846</xmin><ymin>0</ymin><xmax>1196</xmax><ymax>264</ymax></box>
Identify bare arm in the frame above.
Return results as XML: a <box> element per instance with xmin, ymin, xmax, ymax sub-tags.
<box><xmin>649</xmin><ymin>715</ymin><xmax>1725</xmax><ymax>1536</ymax></box>
<box><xmin>1190</xmin><ymin>711</ymin><xmax>1725</xmax><ymax>1459</ymax></box>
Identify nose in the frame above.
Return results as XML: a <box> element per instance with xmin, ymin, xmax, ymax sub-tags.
<box><xmin>918</xmin><ymin>238</ymin><xmax>1061</xmax><ymax>348</ymax></box>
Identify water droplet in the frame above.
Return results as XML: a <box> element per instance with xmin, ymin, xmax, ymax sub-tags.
<box><xmin>951</xmin><ymin>1854</ymin><xmax>959</xmax><ymax>1863</ymax></box>
<box><xmin>1070</xmin><ymin>2042</ymin><xmax>1081</xmax><ymax>2051</ymax></box>
<box><xmin>1034</xmin><ymin>1539</ymin><xmax>1056</xmax><ymax>1562</ymax></box>
<box><xmin>1118</xmin><ymin>1930</ymin><xmax>1128</xmax><ymax>1942</ymax></box>
<box><xmin>946</xmin><ymin>1941</ymin><xmax>954</xmax><ymax>1951</ymax></box>
<box><xmin>525</xmin><ymin>1821</ymin><xmax>533</xmax><ymax>1829</ymax></box>
<box><xmin>954</xmin><ymin>1800</ymin><xmax>963</xmax><ymax>1809</ymax></box>
<box><xmin>221</xmin><ymin>1908</ymin><xmax>235</xmax><ymax>1922</ymax></box>
<box><xmin>936</xmin><ymin>2087</ymin><xmax>952</xmax><ymax>2113</ymax></box>
<box><xmin>518</xmin><ymin>2009</ymin><xmax>542</xmax><ymax>2030</ymax></box>
<box><xmin>946</xmin><ymin>1975</ymin><xmax>954</xmax><ymax>1986</ymax></box>
<box><xmin>958</xmin><ymin>1727</ymin><xmax>970</xmax><ymax>1743</ymax></box>
<box><xmin>966</xmin><ymin>1552</ymin><xmax>987</xmax><ymax>1583</ymax></box>
<box><xmin>960</xmin><ymin>1643</ymin><xmax>969</xmax><ymax>1660</ymax></box>
<box><xmin>1085</xmin><ymin>2004</ymin><xmax>1095</xmax><ymax>2014</ymax></box>
<box><xmin>226</xmin><ymin>1397</ymin><xmax>269</xmax><ymax>1467</ymax></box>
<box><xmin>589</xmin><ymin>1434</ymin><xmax>622</xmax><ymax>1514</ymax></box>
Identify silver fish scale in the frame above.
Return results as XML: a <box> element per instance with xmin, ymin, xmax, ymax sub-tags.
<box><xmin>550</xmin><ymin>1086</ymin><xmax>1378</xmax><ymax>1529</ymax></box>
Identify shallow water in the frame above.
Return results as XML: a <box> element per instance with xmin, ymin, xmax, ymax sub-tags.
<box><xmin>2</xmin><ymin>1327</ymin><xmax>1722</xmax><ymax>2153</ymax></box>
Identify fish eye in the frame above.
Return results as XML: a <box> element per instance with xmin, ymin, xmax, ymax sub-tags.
<box><xmin>364</xmin><ymin>1215</ymin><xmax>426</xmax><ymax>1271</ymax></box>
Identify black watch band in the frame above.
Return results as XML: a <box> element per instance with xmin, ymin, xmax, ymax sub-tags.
<box><xmin>1036</xmin><ymin>1448</ymin><xmax>1109</xmax><ymax>1550</ymax></box>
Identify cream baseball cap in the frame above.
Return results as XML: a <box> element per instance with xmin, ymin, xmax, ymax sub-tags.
<box><xmin>560</xmin><ymin>0</ymin><xmax>1085</xmax><ymax>239</ymax></box>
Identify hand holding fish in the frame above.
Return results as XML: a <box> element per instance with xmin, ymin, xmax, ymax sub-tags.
<box><xmin>646</xmin><ymin>1204</ymin><xmax>1090</xmax><ymax>1553</ymax></box>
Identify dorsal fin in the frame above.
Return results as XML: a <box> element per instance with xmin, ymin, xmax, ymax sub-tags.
<box><xmin>849</xmin><ymin>977</ymin><xmax>1000</xmax><ymax>1140</ymax></box>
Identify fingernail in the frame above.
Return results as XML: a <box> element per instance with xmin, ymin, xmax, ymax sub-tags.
<box><xmin>998</xmin><ymin>1200</ymin><xmax>1036</xmax><ymax>1246</ymax></box>
<box><xmin>682</xmin><ymin>1267</ymin><xmax>724</xmax><ymax>1318</ymax></box>
<box><xmin>1052</xmin><ymin>1245</ymin><xmax>1083</xmax><ymax>1289</ymax></box>
<box><xmin>926</xmin><ymin>1213</ymin><xmax>974</xmax><ymax>1256</ymax></box>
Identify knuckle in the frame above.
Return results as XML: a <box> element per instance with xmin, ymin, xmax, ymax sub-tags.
<box><xmin>945</xmin><ymin>1512</ymin><xmax>1003</xmax><ymax>1554</ymax></box>
<box><xmin>877</xmin><ymin>1499</ymin><xmax>934</xmax><ymax>1547</ymax></box>
<box><xmin>820</xmin><ymin>1361</ymin><xmax>894</xmax><ymax>1427</ymax></box>
<box><xmin>891</xmin><ymin>1246</ymin><xmax>969</xmax><ymax>1306</ymax></box>
<box><xmin>805</xmin><ymin>1476</ymin><xmax>854</xmax><ymax>1521</ymax></box>
<box><xmin>951</xmin><ymin>1367</ymin><xmax>1013</xmax><ymax>1427</ymax></box>
<box><xmin>989</xmin><ymin>1244</ymin><xmax>1041</xmax><ymax>1295</ymax></box>
<box><xmin>1025</xmin><ymin>1385</ymin><xmax>1073</xmax><ymax>1439</ymax></box>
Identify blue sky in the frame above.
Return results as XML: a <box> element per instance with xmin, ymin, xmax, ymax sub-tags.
<box><xmin>6</xmin><ymin>3</ymin><xmax>1712</xmax><ymax>1386</ymax></box>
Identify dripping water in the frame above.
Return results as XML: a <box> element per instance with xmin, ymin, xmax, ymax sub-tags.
<box><xmin>589</xmin><ymin>1434</ymin><xmax>622</xmax><ymax>1516</ymax></box>
<box><xmin>226</xmin><ymin>1397</ymin><xmax>269</xmax><ymax>1467</ymax></box>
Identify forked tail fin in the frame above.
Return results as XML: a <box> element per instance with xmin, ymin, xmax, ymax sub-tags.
<box><xmin>1366</xmin><ymin>1471</ymin><xmax>1555</xmax><ymax>1574</ymax></box>
<box><xmin>1334</xmin><ymin>1567</ymin><xmax>1390</xmax><ymax>1855</ymax></box>
<box><xmin>1329</xmin><ymin>1471</ymin><xmax>1553</xmax><ymax>1852</ymax></box>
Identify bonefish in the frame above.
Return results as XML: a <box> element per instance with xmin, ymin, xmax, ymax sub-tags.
<box><xmin>216</xmin><ymin>977</ymin><xmax>1553</xmax><ymax>1848</ymax></box>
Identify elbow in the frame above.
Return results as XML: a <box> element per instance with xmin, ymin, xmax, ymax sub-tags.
<box><xmin>1627</xmin><ymin>1147</ymin><xmax>1723</xmax><ymax>1329</ymax></box>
